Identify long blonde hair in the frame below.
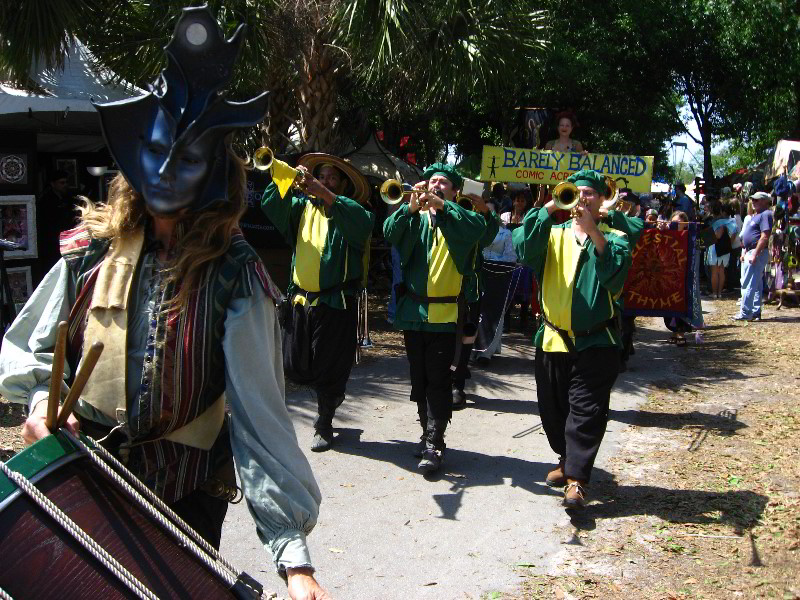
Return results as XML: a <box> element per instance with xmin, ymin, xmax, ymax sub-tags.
<box><xmin>79</xmin><ymin>151</ymin><xmax>248</xmax><ymax>309</ymax></box>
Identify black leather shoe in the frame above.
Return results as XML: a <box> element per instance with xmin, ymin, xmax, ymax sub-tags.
<box><xmin>452</xmin><ymin>387</ymin><xmax>467</xmax><ymax>410</ymax></box>
<box><xmin>418</xmin><ymin>448</ymin><xmax>443</xmax><ymax>473</ymax></box>
<box><xmin>412</xmin><ymin>437</ymin><xmax>425</xmax><ymax>458</ymax></box>
<box><xmin>310</xmin><ymin>429</ymin><xmax>334</xmax><ymax>452</ymax></box>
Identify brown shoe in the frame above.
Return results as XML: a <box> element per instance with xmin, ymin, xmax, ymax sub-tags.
<box><xmin>563</xmin><ymin>479</ymin><xmax>587</xmax><ymax>509</ymax></box>
<box><xmin>546</xmin><ymin>460</ymin><xmax>567</xmax><ymax>487</ymax></box>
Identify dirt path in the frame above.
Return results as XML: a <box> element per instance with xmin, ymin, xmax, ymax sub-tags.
<box><xmin>1</xmin><ymin>296</ymin><xmax>798</xmax><ymax>599</ymax></box>
<box><xmin>514</xmin><ymin>299</ymin><xmax>800</xmax><ymax>600</ymax></box>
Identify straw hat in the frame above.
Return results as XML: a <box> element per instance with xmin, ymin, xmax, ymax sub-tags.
<box><xmin>297</xmin><ymin>153</ymin><xmax>371</xmax><ymax>204</ymax></box>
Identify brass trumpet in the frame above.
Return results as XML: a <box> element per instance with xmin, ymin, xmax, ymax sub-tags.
<box><xmin>600</xmin><ymin>176</ymin><xmax>620</xmax><ymax>211</ymax></box>
<box><xmin>553</xmin><ymin>181</ymin><xmax>580</xmax><ymax>211</ymax></box>
<box><xmin>457</xmin><ymin>194</ymin><xmax>475</xmax><ymax>210</ymax></box>
<box><xmin>253</xmin><ymin>146</ymin><xmax>274</xmax><ymax>171</ymax></box>
<box><xmin>252</xmin><ymin>146</ymin><xmax>308</xmax><ymax>191</ymax></box>
<box><xmin>379</xmin><ymin>179</ymin><xmax>429</xmax><ymax>205</ymax></box>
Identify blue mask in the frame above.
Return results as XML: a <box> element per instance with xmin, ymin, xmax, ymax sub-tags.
<box><xmin>139</xmin><ymin>110</ymin><xmax>219</xmax><ymax>215</ymax></box>
<box><xmin>93</xmin><ymin>7</ymin><xmax>269</xmax><ymax>213</ymax></box>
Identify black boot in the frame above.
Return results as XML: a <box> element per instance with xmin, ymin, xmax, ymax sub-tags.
<box><xmin>418</xmin><ymin>418</ymin><xmax>447</xmax><ymax>474</ymax></box>
<box><xmin>452</xmin><ymin>383</ymin><xmax>466</xmax><ymax>410</ymax></box>
<box><xmin>519</xmin><ymin>303</ymin><xmax>529</xmax><ymax>332</ymax></box>
<box><xmin>311</xmin><ymin>394</ymin><xmax>343</xmax><ymax>452</ymax></box>
<box><xmin>413</xmin><ymin>409</ymin><xmax>427</xmax><ymax>458</ymax></box>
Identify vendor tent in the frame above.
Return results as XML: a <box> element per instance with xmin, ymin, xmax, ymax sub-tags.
<box><xmin>764</xmin><ymin>139</ymin><xmax>800</xmax><ymax>182</ymax></box>
<box><xmin>343</xmin><ymin>134</ymin><xmax>423</xmax><ymax>183</ymax></box>
<box><xmin>0</xmin><ymin>41</ymin><xmax>140</xmax><ymax>152</ymax></box>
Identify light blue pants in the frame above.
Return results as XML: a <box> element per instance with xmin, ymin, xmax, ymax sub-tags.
<box><xmin>739</xmin><ymin>248</ymin><xmax>768</xmax><ymax>318</ymax></box>
<box><xmin>387</xmin><ymin>247</ymin><xmax>402</xmax><ymax>321</ymax></box>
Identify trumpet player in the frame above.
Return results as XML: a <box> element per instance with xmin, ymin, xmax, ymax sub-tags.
<box><xmin>383</xmin><ymin>163</ymin><xmax>486</xmax><ymax>474</ymax></box>
<box><xmin>262</xmin><ymin>155</ymin><xmax>374</xmax><ymax>452</ymax></box>
<box><xmin>512</xmin><ymin>169</ymin><xmax>634</xmax><ymax>508</ymax></box>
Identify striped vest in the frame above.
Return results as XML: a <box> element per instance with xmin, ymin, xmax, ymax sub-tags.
<box><xmin>60</xmin><ymin>225</ymin><xmax>281</xmax><ymax>502</ymax></box>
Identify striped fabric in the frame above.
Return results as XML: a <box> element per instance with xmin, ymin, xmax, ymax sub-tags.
<box><xmin>62</xmin><ymin>226</ymin><xmax>279</xmax><ymax>502</ymax></box>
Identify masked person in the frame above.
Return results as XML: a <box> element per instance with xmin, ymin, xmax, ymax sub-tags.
<box><xmin>512</xmin><ymin>169</ymin><xmax>634</xmax><ymax>508</ymax></box>
<box><xmin>0</xmin><ymin>8</ymin><xmax>328</xmax><ymax>598</ymax></box>
<box><xmin>262</xmin><ymin>154</ymin><xmax>373</xmax><ymax>452</ymax></box>
<box><xmin>383</xmin><ymin>163</ymin><xmax>486</xmax><ymax>474</ymax></box>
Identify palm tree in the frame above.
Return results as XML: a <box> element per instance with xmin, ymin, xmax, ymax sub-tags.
<box><xmin>0</xmin><ymin>0</ymin><xmax>548</xmax><ymax>154</ymax></box>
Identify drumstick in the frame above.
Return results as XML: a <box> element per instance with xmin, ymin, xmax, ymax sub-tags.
<box><xmin>56</xmin><ymin>341</ymin><xmax>104</xmax><ymax>430</ymax></box>
<box><xmin>45</xmin><ymin>321</ymin><xmax>69</xmax><ymax>432</ymax></box>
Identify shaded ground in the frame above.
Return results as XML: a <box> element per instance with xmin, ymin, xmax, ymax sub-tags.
<box><xmin>1</xmin><ymin>294</ymin><xmax>798</xmax><ymax>599</ymax></box>
<box><xmin>504</xmin><ymin>298</ymin><xmax>800</xmax><ymax>600</ymax></box>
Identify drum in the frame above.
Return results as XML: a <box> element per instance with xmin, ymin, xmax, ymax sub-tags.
<box><xmin>0</xmin><ymin>432</ymin><xmax>260</xmax><ymax>599</ymax></box>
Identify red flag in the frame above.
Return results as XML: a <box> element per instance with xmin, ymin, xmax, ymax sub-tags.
<box><xmin>406</xmin><ymin>153</ymin><xmax>417</xmax><ymax>165</ymax></box>
<box><xmin>399</xmin><ymin>135</ymin><xmax>410</xmax><ymax>148</ymax></box>
<box><xmin>376</xmin><ymin>130</ymin><xmax>384</xmax><ymax>141</ymax></box>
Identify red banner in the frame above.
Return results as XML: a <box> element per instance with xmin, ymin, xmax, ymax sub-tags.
<box><xmin>622</xmin><ymin>227</ymin><xmax>696</xmax><ymax>318</ymax></box>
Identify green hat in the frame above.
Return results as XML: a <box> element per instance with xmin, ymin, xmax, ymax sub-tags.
<box><xmin>567</xmin><ymin>169</ymin><xmax>608</xmax><ymax>196</ymax></box>
<box><xmin>422</xmin><ymin>162</ymin><xmax>463</xmax><ymax>190</ymax></box>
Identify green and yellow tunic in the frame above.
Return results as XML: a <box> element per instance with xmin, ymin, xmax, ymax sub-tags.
<box><xmin>383</xmin><ymin>201</ymin><xmax>487</xmax><ymax>332</ymax></box>
<box><xmin>512</xmin><ymin>207</ymin><xmax>633</xmax><ymax>353</ymax></box>
<box><xmin>464</xmin><ymin>211</ymin><xmax>501</xmax><ymax>303</ymax></box>
<box><xmin>262</xmin><ymin>182</ymin><xmax>374</xmax><ymax>309</ymax></box>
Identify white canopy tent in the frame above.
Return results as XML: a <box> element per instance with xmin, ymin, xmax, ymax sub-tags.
<box><xmin>764</xmin><ymin>139</ymin><xmax>800</xmax><ymax>182</ymax></box>
<box><xmin>343</xmin><ymin>134</ymin><xmax>423</xmax><ymax>184</ymax></box>
<box><xmin>0</xmin><ymin>41</ymin><xmax>141</xmax><ymax>152</ymax></box>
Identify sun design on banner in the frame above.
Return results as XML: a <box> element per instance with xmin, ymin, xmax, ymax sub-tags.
<box><xmin>624</xmin><ymin>229</ymin><xmax>690</xmax><ymax>314</ymax></box>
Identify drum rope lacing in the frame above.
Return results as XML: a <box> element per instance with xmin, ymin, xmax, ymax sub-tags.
<box><xmin>63</xmin><ymin>431</ymin><xmax>241</xmax><ymax>590</ymax></box>
<box><xmin>67</xmin><ymin>430</ymin><xmax>240</xmax><ymax>577</ymax></box>
<box><xmin>1</xmin><ymin>432</ymin><xmax>267</xmax><ymax>600</ymax></box>
<box><xmin>0</xmin><ymin>460</ymin><xmax>159</xmax><ymax>600</ymax></box>
<box><xmin>0</xmin><ymin>585</ymin><xmax>14</xmax><ymax>600</ymax></box>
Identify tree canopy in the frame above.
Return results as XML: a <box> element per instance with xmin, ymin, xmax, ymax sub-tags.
<box><xmin>1</xmin><ymin>0</ymin><xmax>797</xmax><ymax>185</ymax></box>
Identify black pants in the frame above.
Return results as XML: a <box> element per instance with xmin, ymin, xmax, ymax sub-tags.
<box><xmin>283</xmin><ymin>300</ymin><xmax>358</xmax><ymax>421</ymax></box>
<box><xmin>534</xmin><ymin>347</ymin><xmax>620</xmax><ymax>482</ymax></box>
<box><xmin>453</xmin><ymin>299</ymin><xmax>481</xmax><ymax>390</ymax></box>
<box><xmin>404</xmin><ymin>330</ymin><xmax>456</xmax><ymax>421</ymax></box>
<box><xmin>620</xmin><ymin>315</ymin><xmax>636</xmax><ymax>363</ymax></box>
<box><xmin>169</xmin><ymin>486</ymin><xmax>229</xmax><ymax>550</ymax></box>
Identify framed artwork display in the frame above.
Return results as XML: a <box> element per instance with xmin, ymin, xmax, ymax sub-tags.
<box><xmin>55</xmin><ymin>158</ymin><xmax>79</xmax><ymax>189</ymax></box>
<box><xmin>4</xmin><ymin>265</ymin><xmax>32</xmax><ymax>312</ymax></box>
<box><xmin>0</xmin><ymin>153</ymin><xmax>28</xmax><ymax>186</ymax></box>
<box><xmin>0</xmin><ymin>195</ymin><xmax>37</xmax><ymax>259</ymax></box>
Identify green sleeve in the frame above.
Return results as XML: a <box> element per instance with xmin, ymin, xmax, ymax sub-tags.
<box><xmin>330</xmin><ymin>195</ymin><xmax>375</xmax><ymax>252</ymax></box>
<box><xmin>438</xmin><ymin>201</ymin><xmax>489</xmax><ymax>273</ymax></box>
<box><xmin>587</xmin><ymin>234</ymin><xmax>632</xmax><ymax>296</ymax></box>
<box><xmin>261</xmin><ymin>181</ymin><xmax>308</xmax><ymax>247</ymax></box>
<box><xmin>512</xmin><ymin>206</ymin><xmax>553</xmax><ymax>275</ymax></box>
<box><xmin>383</xmin><ymin>204</ymin><xmax>421</xmax><ymax>268</ymax></box>
<box><xmin>478</xmin><ymin>211</ymin><xmax>501</xmax><ymax>251</ymax></box>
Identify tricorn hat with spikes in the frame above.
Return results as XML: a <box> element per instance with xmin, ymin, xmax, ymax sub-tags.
<box><xmin>93</xmin><ymin>5</ymin><xmax>269</xmax><ymax>211</ymax></box>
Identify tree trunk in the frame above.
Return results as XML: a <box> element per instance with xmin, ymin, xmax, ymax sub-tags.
<box><xmin>263</xmin><ymin>79</ymin><xmax>297</xmax><ymax>154</ymax></box>
<box><xmin>702</xmin><ymin>124</ymin><xmax>713</xmax><ymax>186</ymax></box>
<box><xmin>296</xmin><ymin>36</ymin><xmax>341</xmax><ymax>153</ymax></box>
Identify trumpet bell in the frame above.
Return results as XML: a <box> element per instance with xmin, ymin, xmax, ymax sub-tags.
<box><xmin>253</xmin><ymin>147</ymin><xmax>274</xmax><ymax>171</ymax></box>
<box><xmin>380</xmin><ymin>179</ymin><xmax>407</xmax><ymax>205</ymax></box>
<box><xmin>553</xmin><ymin>181</ymin><xmax>580</xmax><ymax>211</ymax></box>
<box><xmin>601</xmin><ymin>176</ymin><xmax>620</xmax><ymax>210</ymax></box>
